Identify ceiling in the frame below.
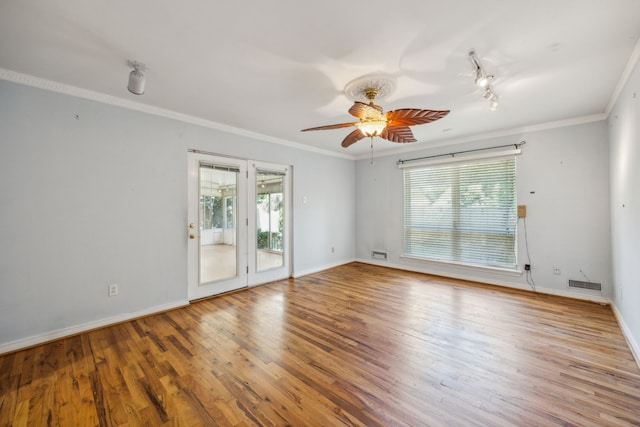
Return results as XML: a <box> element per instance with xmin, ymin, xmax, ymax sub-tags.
<box><xmin>1</xmin><ymin>0</ymin><xmax>639</xmax><ymax>158</ymax></box>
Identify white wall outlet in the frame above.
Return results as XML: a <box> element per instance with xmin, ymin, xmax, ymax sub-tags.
<box><xmin>331</xmin><ymin>246</ymin><xmax>335</xmax><ymax>253</ymax></box>
<box><xmin>552</xmin><ymin>266</ymin><xmax>561</xmax><ymax>275</ymax></box>
<box><xmin>108</xmin><ymin>284</ymin><xmax>118</xmax><ymax>296</ymax></box>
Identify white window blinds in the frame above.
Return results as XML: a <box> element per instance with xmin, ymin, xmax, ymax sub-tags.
<box><xmin>403</xmin><ymin>156</ymin><xmax>517</xmax><ymax>268</ymax></box>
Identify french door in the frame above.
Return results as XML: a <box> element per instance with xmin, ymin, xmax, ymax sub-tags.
<box><xmin>248</xmin><ymin>161</ymin><xmax>291</xmax><ymax>285</ymax></box>
<box><xmin>187</xmin><ymin>152</ymin><xmax>291</xmax><ymax>300</ymax></box>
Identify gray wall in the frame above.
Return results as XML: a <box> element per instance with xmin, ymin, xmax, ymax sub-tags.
<box><xmin>2</xmin><ymin>74</ymin><xmax>637</xmax><ymax>361</ymax></box>
<box><xmin>355</xmin><ymin>121</ymin><xmax>612</xmax><ymax>302</ymax></box>
<box><xmin>0</xmin><ymin>80</ymin><xmax>356</xmax><ymax>349</ymax></box>
<box><xmin>608</xmin><ymin>56</ymin><xmax>640</xmax><ymax>359</ymax></box>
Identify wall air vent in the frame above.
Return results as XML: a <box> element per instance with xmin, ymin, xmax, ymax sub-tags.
<box><xmin>568</xmin><ymin>279</ymin><xmax>602</xmax><ymax>291</ymax></box>
<box><xmin>372</xmin><ymin>251</ymin><xmax>388</xmax><ymax>260</ymax></box>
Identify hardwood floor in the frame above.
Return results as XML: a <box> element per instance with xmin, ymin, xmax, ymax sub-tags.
<box><xmin>1</xmin><ymin>262</ymin><xmax>639</xmax><ymax>426</ymax></box>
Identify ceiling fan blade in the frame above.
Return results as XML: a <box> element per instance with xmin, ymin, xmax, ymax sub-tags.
<box><xmin>348</xmin><ymin>101</ymin><xmax>384</xmax><ymax>120</ymax></box>
<box><xmin>301</xmin><ymin>122</ymin><xmax>358</xmax><ymax>132</ymax></box>
<box><xmin>385</xmin><ymin>109</ymin><xmax>450</xmax><ymax>127</ymax></box>
<box><xmin>341</xmin><ymin>129</ymin><xmax>366</xmax><ymax>148</ymax></box>
<box><xmin>380</xmin><ymin>126</ymin><xmax>417</xmax><ymax>143</ymax></box>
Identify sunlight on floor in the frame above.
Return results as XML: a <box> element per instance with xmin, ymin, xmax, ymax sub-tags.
<box><xmin>200</xmin><ymin>244</ymin><xmax>283</xmax><ymax>283</ymax></box>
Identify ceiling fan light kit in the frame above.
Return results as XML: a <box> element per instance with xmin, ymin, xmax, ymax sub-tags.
<box><xmin>469</xmin><ymin>50</ymin><xmax>499</xmax><ymax>111</ymax></box>
<box><xmin>356</xmin><ymin>119</ymin><xmax>387</xmax><ymax>137</ymax></box>
<box><xmin>301</xmin><ymin>75</ymin><xmax>450</xmax><ymax>161</ymax></box>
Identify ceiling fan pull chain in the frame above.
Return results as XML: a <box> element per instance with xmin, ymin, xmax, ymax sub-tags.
<box><xmin>370</xmin><ymin>137</ymin><xmax>374</xmax><ymax>165</ymax></box>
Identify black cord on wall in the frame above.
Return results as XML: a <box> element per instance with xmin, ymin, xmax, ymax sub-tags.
<box><xmin>521</xmin><ymin>217</ymin><xmax>536</xmax><ymax>291</ymax></box>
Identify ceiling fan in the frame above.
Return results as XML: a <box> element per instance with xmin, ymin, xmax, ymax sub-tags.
<box><xmin>301</xmin><ymin>76</ymin><xmax>450</xmax><ymax>150</ymax></box>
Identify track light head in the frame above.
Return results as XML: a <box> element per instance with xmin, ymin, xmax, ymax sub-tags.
<box><xmin>475</xmin><ymin>71</ymin><xmax>490</xmax><ymax>88</ymax></box>
<box><xmin>127</xmin><ymin>60</ymin><xmax>147</xmax><ymax>95</ymax></box>
<box><xmin>489</xmin><ymin>97</ymin><xmax>499</xmax><ymax>111</ymax></box>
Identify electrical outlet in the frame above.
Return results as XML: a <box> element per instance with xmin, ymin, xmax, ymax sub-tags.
<box><xmin>331</xmin><ymin>246</ymin><xmax>335</xmax><ymax>253</ymax></box>
<box><xmin>552</xmin><ymin>266</ymin><xmax>561</xmax><ymax>275</ymax></box>
<box><xmin>524</xmin><ymin>264</ymin><xmax>531</xmax><ymax>271</ymax></box>
<box><xmin>108</xmin><ymin>284</ymin><xmax>118</xmax><ymax>296</ymax></box>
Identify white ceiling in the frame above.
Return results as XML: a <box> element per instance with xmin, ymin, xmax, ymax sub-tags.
<box><xmin>1</xmin><ymin>0</ymin><xmax>639</xmax><ymax>158</ymax></box>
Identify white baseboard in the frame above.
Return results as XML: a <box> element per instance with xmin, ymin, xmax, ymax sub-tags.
<box><xmin>611</xmin><ymin>303</ymin><xmax>640</xmax><ymax>369</ymax></box>
<box><xmin>0</xmin><ymin>300</ymin><xmax>189</xmax><ymax>355</ymax></box>
<box><xmin>356</xmin><ymin>258</ymin><xmax>611</xmax><ymax>305</ymax></box>
<box><xmin>0</xmin><ymin>258</ymin><xmax>357</xmax><ymax>355</ymax></box>
<box><xmin>292</xmin><ymin>258</ymin><xmax>357</xmax><ymax>279</ymax></box>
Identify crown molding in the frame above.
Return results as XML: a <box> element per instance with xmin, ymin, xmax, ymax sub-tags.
<box><xmin>0</xmin><ymin>67</ymin><xmax>612</xmax><ymax>163</ymax></box>
<box><xmin>0</xmin><ymin>68</ymin><xmax>353</xmax><ymax>160</ymax></box>
<box><xmin>606</xmin><ymin>35</ymin><xmax>640</xmax><ymax>116</ymax></box>
<box><xmin>354</xmin><ymin>113</ymin><xmax>608</xmax><ymax>161</ymax></box>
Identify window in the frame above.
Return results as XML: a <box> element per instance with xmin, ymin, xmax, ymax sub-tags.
<box><xmin>403</xmin><ymin>156</ymin><xmax>517</xmax><ymax>268</ymax></box>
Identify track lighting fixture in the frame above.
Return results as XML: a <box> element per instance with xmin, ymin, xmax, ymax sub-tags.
<box><xmin>127</xmin><ymin>60</ymin><xmax>147</xmax><ymax>95</ymax></box>
<box><xmin>469</xmin><ymin>50</ymin><xmax>498</xmax><ymax>111</ymax></box>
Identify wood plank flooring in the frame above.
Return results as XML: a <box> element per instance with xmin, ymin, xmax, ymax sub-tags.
<box><xmin>1</xmin><ymin>262</ymin><xmax>639</xmax><ymax>426</ymax></box>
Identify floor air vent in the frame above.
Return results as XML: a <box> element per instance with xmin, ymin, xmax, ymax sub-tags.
<box><xmin>568</xmin><ymin>279</ymin><xmax>602</xmax><ymax>291</ymax></box>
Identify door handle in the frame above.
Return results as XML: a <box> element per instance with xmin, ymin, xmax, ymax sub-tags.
<box><xmin>189</xmin><ymin>233</ymin><xmax>196</xmax><ymax>239</ymax></box>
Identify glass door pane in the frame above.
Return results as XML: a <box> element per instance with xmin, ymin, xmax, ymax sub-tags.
<box><xmin>255</xmin><ymin>171</ymin><xmax>284</xmax><ymax>272</ymax></box>
<box><xmin>200</xmin><ymin>165</ymin><xmax>237</xmax><ymax>283</ymax></box>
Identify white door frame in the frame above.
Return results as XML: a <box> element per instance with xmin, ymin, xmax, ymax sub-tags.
<box><xmin>187</xmin><ymin>153</ymin><xmax>247</xmax><ymax>300</ymax></box>
<box><xmin>188</xmin><ymin>152</ymin><xmax>291</xmax><ymax>300</ymax></box>
<box><xmin>248</xmin><ymin>161</ymin><xmax>292</xmax><ymax>286</ymax></box>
